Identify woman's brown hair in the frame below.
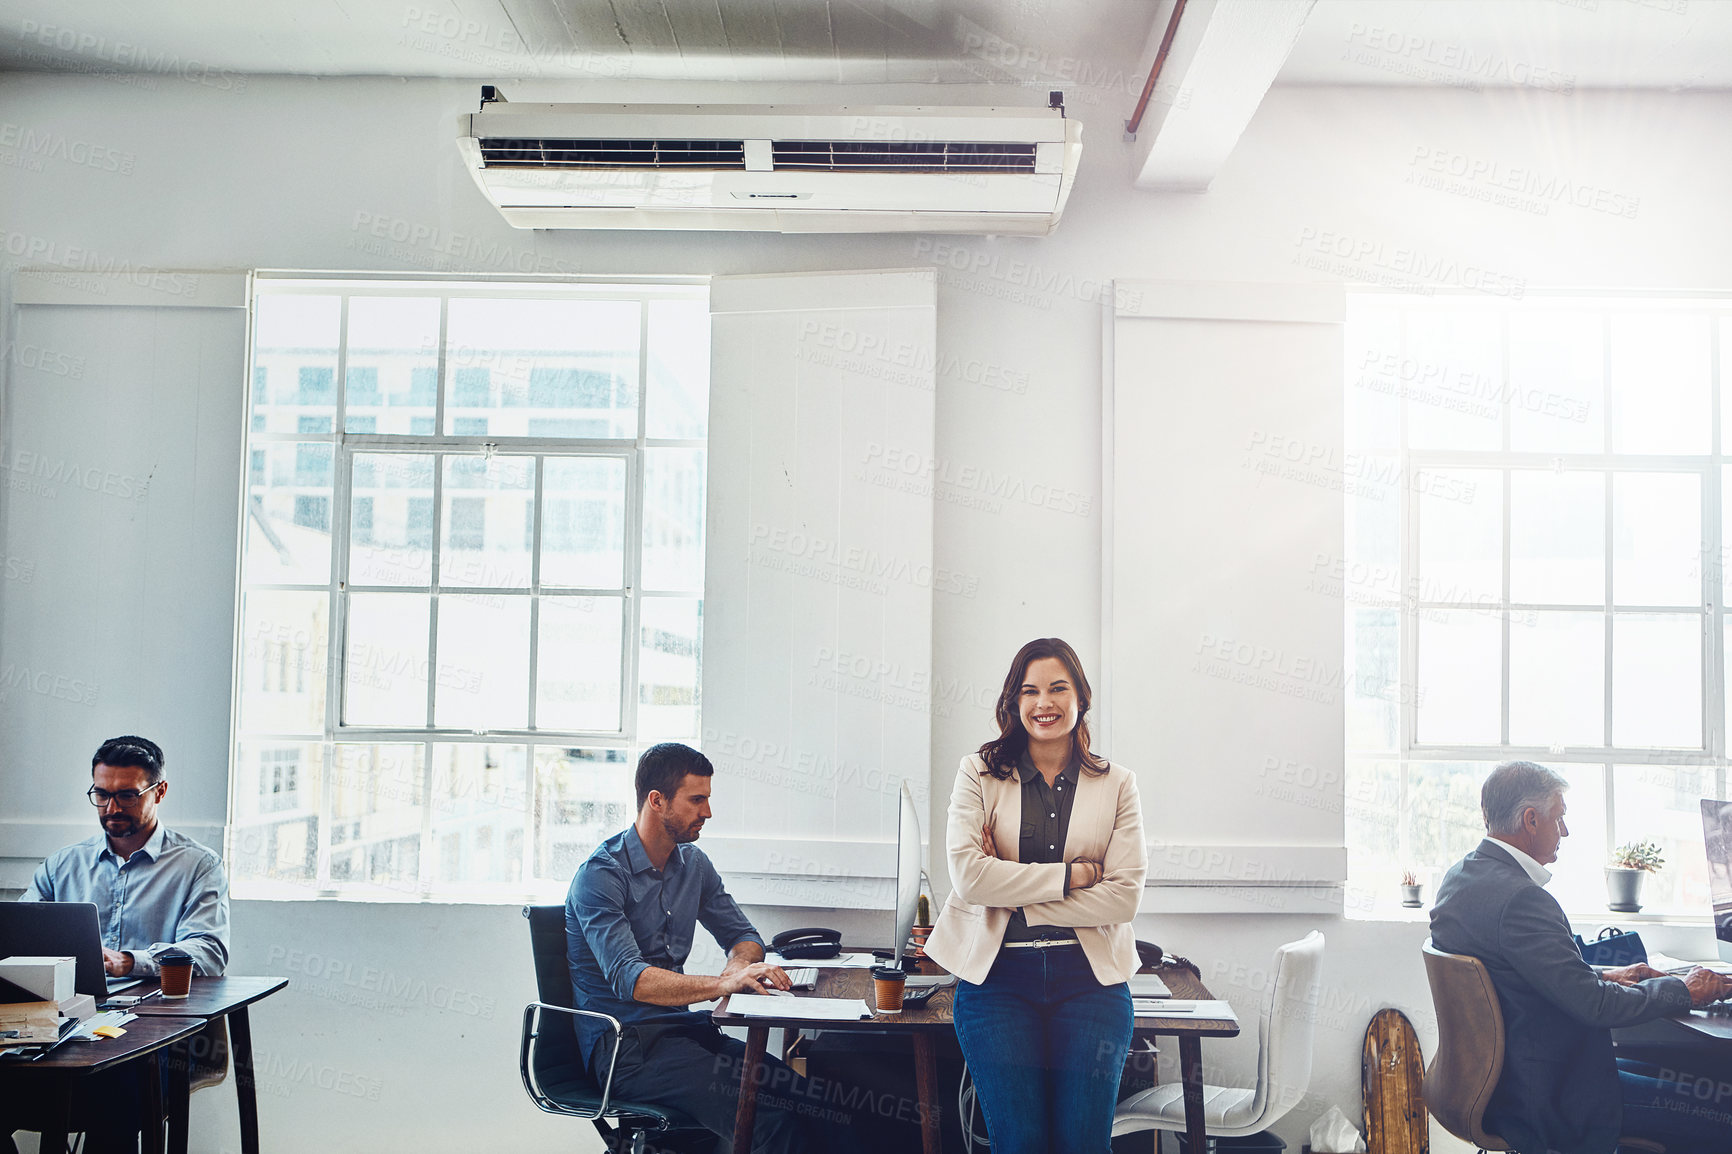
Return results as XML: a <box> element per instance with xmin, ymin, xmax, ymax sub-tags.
<box><xmin>976</xmin><ymin>637</ymin><xmax>1109</xmax><ymax>780</ymax></box>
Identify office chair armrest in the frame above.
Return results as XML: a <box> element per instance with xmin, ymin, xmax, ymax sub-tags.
<box><xmin>519</xmin><ymin>1001</ymin><xmax>626</xmax><ymax>1122</ymax></box>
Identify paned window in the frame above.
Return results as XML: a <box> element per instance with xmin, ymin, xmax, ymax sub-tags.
<box><xmin>232</xmin><ymin>279</ymin><xmax>711</xmax><ymax>899</ymax></box>
<box><xmin>1346</xmin><ymin>296</ymin><xmax>1731</xmax><ymax>917</ymax></box>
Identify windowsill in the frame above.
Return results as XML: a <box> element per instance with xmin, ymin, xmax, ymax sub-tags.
<box><xmin>231</xmin><ymin>882</ymin><xmax>572</xmax><ymax>906</ymax></box>
<box><xmin>1352</xmin><ymin>904</ymin><xmax>1432</xmax><ymax>923</ymax></box>
<box><xmin>1347</xmin><ymin>902</ymin><xmax>1716</xmax><ymax>928</ymax></box>
<box><xmin>1565</xmin><ymin>908</ymin><xmax>1712</xmax><ymax>928</ymax></box>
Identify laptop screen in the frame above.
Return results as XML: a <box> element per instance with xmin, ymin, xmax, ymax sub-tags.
<box><xmin>0</xmin><ymin>902</ymin><xmax>112</xmax><ymax>997</ymax></box>
<box><xmin>1700</xmin><ymin>800</ymin><xmax>1732</xmax><ymax>951</ymax></box>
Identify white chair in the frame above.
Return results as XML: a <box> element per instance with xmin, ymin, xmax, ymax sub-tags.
<box><xmin>1112</xmin><ymin>931</ymin><xmax>1324</xmax><ymax>1146</ymax></box>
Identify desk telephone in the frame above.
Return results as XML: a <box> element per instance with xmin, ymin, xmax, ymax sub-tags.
<box><xmin>1137</xmin><ymin>940</ymin><xmax>1198</xmax><ymax>977</ymax></box>
<box><xmin>770</xmin><ymin>927</ymin><xmax>842</xmax><ymax>960</ymax></box>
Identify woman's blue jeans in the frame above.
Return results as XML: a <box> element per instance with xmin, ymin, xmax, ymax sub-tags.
<box><xmin>952</xmin><ymin>944</ymin><xmax>1134</xmax><ymax>1154</ymax></box>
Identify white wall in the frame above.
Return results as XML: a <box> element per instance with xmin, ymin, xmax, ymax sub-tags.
<box><xmin>3</xmin><ymin>71</ymin><xmax>1730</xmax><ymax>1151</ymax></box>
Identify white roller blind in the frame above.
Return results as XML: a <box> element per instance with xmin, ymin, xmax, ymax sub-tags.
<box><xmin>702</xmin><ymin>269</ymin><xmax>936</xmax><ymax>906</ymax></box>
<box><xmin>0</xmin><ymin>279</ymin><xmax>246</xmax><ymax>884</ymax></box>
<box><xmin>1110</xmin><ymin>281</ymin><xmax>1347</xmax><ymax>913</ymax></box>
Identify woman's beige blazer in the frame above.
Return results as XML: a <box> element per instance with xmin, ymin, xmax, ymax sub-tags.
<box><xmin>924</xmin><ymin>753</ymin><xmax>1147</xmax><ymax>986</ymax></box>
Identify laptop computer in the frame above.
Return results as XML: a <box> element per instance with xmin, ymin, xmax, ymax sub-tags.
<box><xmin>0</xmin><ymin>902</ymin><xmax>143</xmax><ymax>997</ymax></box>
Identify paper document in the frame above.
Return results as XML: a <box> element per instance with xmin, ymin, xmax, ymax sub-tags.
<box><xmin>1127</xmin><ymin>974</ymin><xmax>1171</xmax><ymax>998</ymax></box>
<box><xmin>1644</xmin><ymin>951</ymin><xmax>1732</xmax><ymax>975</ymax></box>
<box><xmin>71</xmin><ymin>1010</ymin><xmax>136</xmax><ymax>1040</ymax></box>
<box><xmin>1136</xmin><ymin>999</ymin><xmax>1237</xmax><ymax>1022</ymax></box>
<box><xmin>765</xmin><ymin>951</ymin><xmax>876</xmax><ymax>969</ymax></box>
<box><xmin>727</xmin><ymin>994</ymin><xmax>873</xmax><ymax>1021</ymax></box>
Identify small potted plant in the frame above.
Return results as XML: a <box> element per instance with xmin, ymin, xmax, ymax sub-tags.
<box><xmin>1399</xmin><ymin>871</ymin><xmax>1424</xmax><ymax>908</ymax></box>
<box><xmin>909</xmin><ymin>894</ymin><xmax>933</xmax><ymax>957</ymax></box>
<box><xmin>1607</xmin><ymin>841</ymin><xmax>1664</xmax><ymax>912</ymax></box>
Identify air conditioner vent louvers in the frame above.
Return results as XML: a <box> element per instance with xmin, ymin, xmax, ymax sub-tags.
<box><xmin>478</xmin><ymin>137</ymin><xmax>1038</xmax><ymax>174</ymax></box>
<box><xmin>771</xmin><ymin>140</ymin><xmax>1038</xmax><ymax>173</ymax></box>
<box><xmin>480</xmin><ymin>139</ymin><xmax>747</xmax><ymax>169</ymax></box>
<box><xmin>459</xmin><ymin>100</ymin><xmax>1082</xmax><ymax>234</ymax></box>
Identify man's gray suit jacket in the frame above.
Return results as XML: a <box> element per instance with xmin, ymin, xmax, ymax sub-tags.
<box><xmin>1430</xmin><ymin>839</ymin><xmax>1691</xmax><ymax>1154</ymax></box>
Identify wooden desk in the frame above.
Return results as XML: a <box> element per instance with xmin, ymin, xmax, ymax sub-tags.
<box><xmin>714</xmin><ymin>960</ymin><xmax>1238</xmax><ymax>1154</ymax></box>
<box><xmin>121</xmin><ymin>975</ymin><xmax>288</xmax><ymax>1154</ymax></box>
<box><xmin>2</xmin><ymin>1014</ymin><xmax>206</xmax><ymax>1154</ymax></box>
<box><xmin>715</xmin><ymin>967</ymin><xmax>955</xmax><ymax>1154</ymax></box>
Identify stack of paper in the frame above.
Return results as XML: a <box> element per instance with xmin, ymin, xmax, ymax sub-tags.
<box><xmin>1134</xmin><ymin>998</ymin><xmax>1238</xmax><ymax>1021</ymax></box>
<box><xmin>765</xmin><ymin>951</ymin><xmax>877</xmax><ymax>969</ymax></box>
<box><xmin>726</xmin><ymin>994</ymin><xmax>873</xmax><ymax>1021</ymax></box>
<box><xmin>1644</xmin><ymin>951</ymin><xmax>1732</xmax><ymax>976</ymax></box>
<box><xmin>1128</xmin><ymin>974</ymin><xmax>1172</xmax><ymax>998</ymax></box>
<box><xmin>71</xmin><ymin>1010</ymin><xmax>136</xmax><ymax>1041</ymax></box>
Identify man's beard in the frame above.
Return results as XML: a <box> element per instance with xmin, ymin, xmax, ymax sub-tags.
<box><xmin>102</xmin><ymin>814</ymin><xmax>139</xmax><ymax>838</ymax></box>
<box><xmin>662</xmin><ymin>815</ymin><xmax>703</xmax><ymax>844</ymax></box>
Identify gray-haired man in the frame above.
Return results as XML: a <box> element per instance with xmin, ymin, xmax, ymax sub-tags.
<box><xmin>1431</xmin><ymin>760</ymin><xmax>1732</xmax><ymax>1154</ymax></box>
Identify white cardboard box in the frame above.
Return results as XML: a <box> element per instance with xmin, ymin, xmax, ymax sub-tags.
<box><xmin>0</xmin><ymin>955</ymin><xmax>75</xmax><ymax>1003</ymax></box>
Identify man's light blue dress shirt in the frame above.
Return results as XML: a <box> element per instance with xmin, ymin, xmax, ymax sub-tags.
<box><xmin>21</xmin><ymin>823</ymin><xmax>229</xmax><ymax>976</ymax></box>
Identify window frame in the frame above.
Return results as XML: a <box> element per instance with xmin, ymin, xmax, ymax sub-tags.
<box><xmin>231</xmin><ymin>275</ymin><xmax>708</xmax><ymax>901</ymax></box>
<box><xmin>1347</xmin><ymin>292</ymin><xmax>1731</xmax><ymax>915</ymax></box>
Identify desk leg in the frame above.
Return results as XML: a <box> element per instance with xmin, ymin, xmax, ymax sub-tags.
<box><xmin>231</xmin><ymin>1006</ymin><xmax>261</xmax><ymax>1154</ymax></box>
<box><xmin>166</xmin><ymin>1037</ymin><xmax>191</xmax><ymax>1154</ymax></box>
<box><xmin>732</xmin><ymin>1024</ymin><xmax>768</xmax><ymax>1154</ymax></box>
<box><xmin>142</xmin><ymin>1052</ymin><xmax>165</xmax><ymax>1154</ymax></box>
<box><xmin>912</xmin><ymin>1033</ymin><xmax>942</xmax><ymax>1154</ymax></box>
<box><xmin>1179</xmin><ymin>1036</ymin><xmax>1207</xmax><ymax>1154</ymax></box>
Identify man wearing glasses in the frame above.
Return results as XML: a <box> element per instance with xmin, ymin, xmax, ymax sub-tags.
<box><xmin>4</xmin><ymin>738</ymin><xmax>230</xmax><ymax>1154</ymax></box>
<box><xmin>21</xmin><ymin>735</ymin><xmax>229</xmax><ymax>978</ymax></box>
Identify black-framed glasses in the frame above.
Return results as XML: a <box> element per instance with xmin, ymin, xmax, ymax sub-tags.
<box><xmin>88</xmin><ymin>783</ymin><xmax>163</xmax><ymax>807</ymax></box>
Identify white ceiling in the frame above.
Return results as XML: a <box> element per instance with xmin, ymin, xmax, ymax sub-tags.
<box><xmin>0</xmin><ymin>0</ymin><xmax>1154</xmax><ymax>84</ymax></box>
<box><xmin>2</xmin><ymin>0</ymin><xmax>1724</xmax><ymax>198</ymax></box>
<box><xmin>0</xmin><ymin>0</ymin><xmax>1725</xmax><ymax>89</ymax></box>
<box><xmin>1283</xmin><ymin>0</ymin><xmax>1732</xmax><ymax>90</ymax></box>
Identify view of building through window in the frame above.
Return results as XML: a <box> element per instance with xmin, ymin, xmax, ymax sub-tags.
<box><xmin>1344</xmin><ymin>295</ymin><xmax>1732</xmax><ymax>917</ymax></box>
<box><xmin>231</xmin><ymin>279</ymin><xmax>709</xmax><ymax>899</ymax></box>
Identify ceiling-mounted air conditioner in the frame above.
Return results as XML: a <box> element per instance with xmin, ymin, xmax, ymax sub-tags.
<box><xmin>456</xmin><ymin>89</ymin><xmax>1082</xmax><ymax>235</ymax></box>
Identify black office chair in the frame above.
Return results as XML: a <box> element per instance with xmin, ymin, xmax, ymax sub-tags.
<box><xmin>519</xmin><ymin>905</ymin><xmax>710</xmax><ymax>1154</ymax></box>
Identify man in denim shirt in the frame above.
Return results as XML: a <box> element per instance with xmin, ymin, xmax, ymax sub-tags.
<box><xmin>567</xmin><ymin>743</ymin><xmax>858</xmax><ymax>1153</ymax></box>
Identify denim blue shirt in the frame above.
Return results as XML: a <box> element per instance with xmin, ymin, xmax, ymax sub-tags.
<box><xmin>21</xmin><ymin>824</ymin><xmax>229</xmax><ymax>977</ymax></box>
<box><xmin>566</xmin><ymin>825</ymin><xmax>762</xmax><ymax>1065</ymax></box>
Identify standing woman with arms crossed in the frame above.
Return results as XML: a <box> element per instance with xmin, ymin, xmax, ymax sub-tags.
<box><xmin>924</xmin><ymin>638</ymin><xmax>1148</xmax><ymax>1154</ymax></box>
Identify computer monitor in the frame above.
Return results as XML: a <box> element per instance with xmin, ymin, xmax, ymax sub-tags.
<box><xmin>1699</xmin><ymin>799</ymin><xmax>1732</xmax><ymax>963</ymax></box>
<box><xmin>891</xmin><ymin>780</ymin><xmax>923</xmax><ymax>971</ymax></box>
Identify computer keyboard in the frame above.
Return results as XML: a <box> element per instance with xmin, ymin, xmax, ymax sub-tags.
<box><xmin>787</xmin><ymin>967</ymin><xmax>818</xmax><ymax>989</ymax></box>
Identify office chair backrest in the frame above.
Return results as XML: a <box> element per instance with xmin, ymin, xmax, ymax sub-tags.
<box><xmin>1421</xmin><ymin>939</ymin><xmax>1509</xmax><ymax>1150</ymax></box>
<box><xmin>1246</xmin><ymin>930</ymin><xmax>1325</xmax><ymax>1128</ymax></box>
<box><xmin>523</xmin><ymin>904</ymin><xmax>584</xmax><ymax>1074</ymax></box>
